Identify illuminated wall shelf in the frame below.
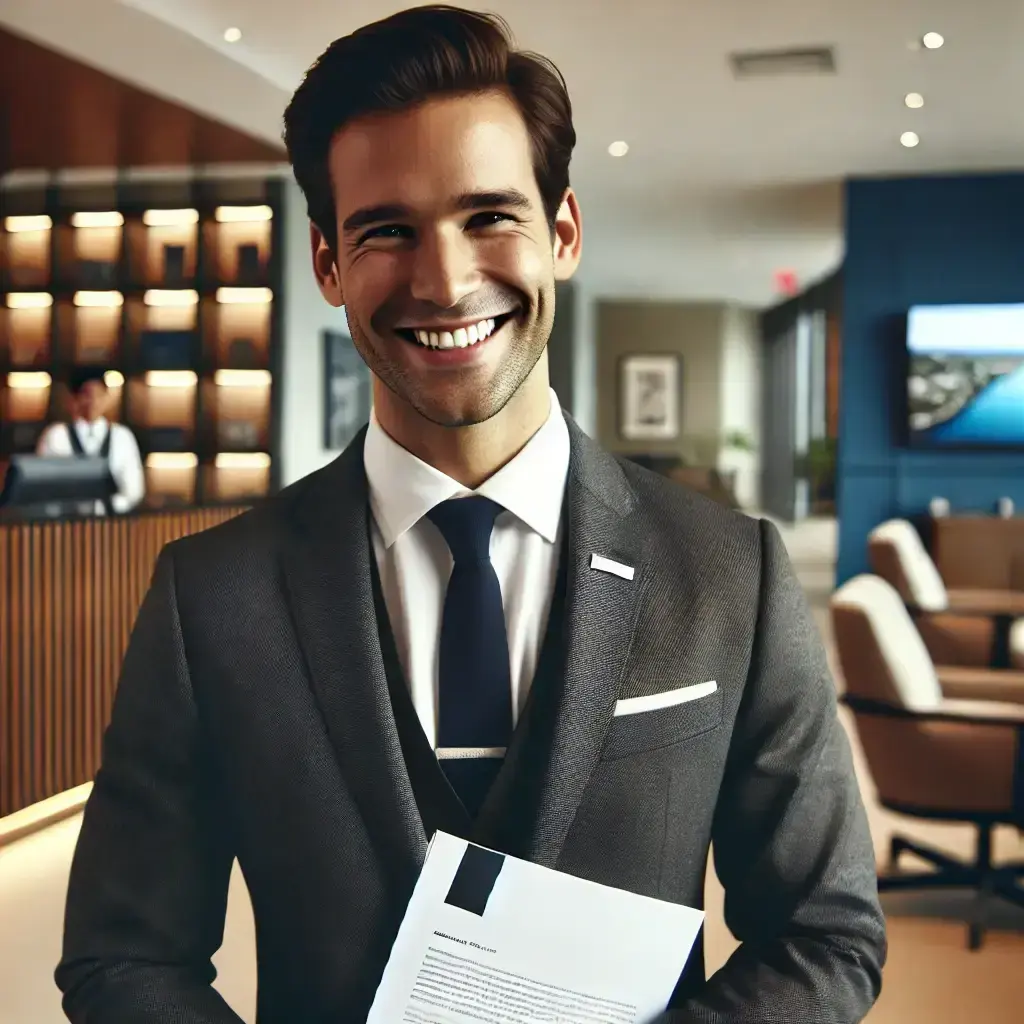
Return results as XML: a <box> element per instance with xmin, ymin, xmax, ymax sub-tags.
<box><xmin>0</xmin><ymin>175</ymin><xmax>284</xmax><ymax>506</ymax></box>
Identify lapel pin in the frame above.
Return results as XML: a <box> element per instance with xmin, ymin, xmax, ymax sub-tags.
<box><xmin>590</xmin><ymin>553</ymin><xmax>635</xmax><ymax>581</ymax></box>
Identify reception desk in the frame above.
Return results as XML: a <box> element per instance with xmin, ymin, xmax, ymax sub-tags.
<box><xmin>0</xmin><ymin>507</ymin><xmax>246</xmax><ymax>820</ymax></box>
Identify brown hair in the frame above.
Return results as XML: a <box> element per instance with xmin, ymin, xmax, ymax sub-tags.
<box><xmin>282</xmin><ymin>4</ymin><xmax>576</xmax><ymax>251</ymax></box>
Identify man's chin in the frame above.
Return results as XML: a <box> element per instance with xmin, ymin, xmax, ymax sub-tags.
<box><xmin>408</xmin><ymin>396</ymin><xmax>506</xmax><ymax>430</ymax></box>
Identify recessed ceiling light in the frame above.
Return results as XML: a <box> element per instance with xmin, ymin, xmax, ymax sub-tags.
<box><xmin>608</xmin><ymin>141</ymin><xmax>629</xmax><ymax>157</ymax></box>
<box><xmin>900</xmin><ymin>131</ymin><xmax>920</xmax><ymax>148</ymax></box>
<box><xmin>922</xmin><ymin>32</ymin><xmax>944</xmax><ymax>49</ymax></box>
<box><xmin>905</xmin><ymin>92</ymin><xmax>924</xmax><ymax>109</ymax></box>
<box><xmin>223</xmin><ymin>27</ymin><xmax>242</xmax><ymax>43</ymax></box>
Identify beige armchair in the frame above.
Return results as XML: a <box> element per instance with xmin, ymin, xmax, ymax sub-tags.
<box><xmin>868</xmin><ymin>518</ymin><xmax>1024</xmax><ymax>669</ymax></box>
<box><xmin>830</xmin><ymin>574</ymin><xmax>1024</xmax><ymax>950</ymax></box>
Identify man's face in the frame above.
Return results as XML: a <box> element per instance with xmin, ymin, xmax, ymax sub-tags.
<box><xmin>74</xmin><ymin>380</ymin><xmax>109</xmax><ymax>422</ymax></box>
<box><xmin>313</xmin><ymin>91</ymin><xmax>581</xmax><ymax>428</ymax></box>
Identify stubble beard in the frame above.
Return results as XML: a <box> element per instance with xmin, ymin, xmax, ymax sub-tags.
<box><xmin>345</xmin><ymin>306</ymin><xmax>552</xmax><ymax>429</ymax></box>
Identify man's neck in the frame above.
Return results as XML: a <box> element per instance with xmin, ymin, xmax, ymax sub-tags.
<box><xmin>373</xmin><ymin>362</ymin><xmax>552</xmax><ymax>489</ymax></box>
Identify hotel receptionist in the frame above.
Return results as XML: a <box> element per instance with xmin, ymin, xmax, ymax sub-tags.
<box><xmin>36</xmin><ymin>367</ymin><xmax>145</xmax><ymax>515</ymax></box>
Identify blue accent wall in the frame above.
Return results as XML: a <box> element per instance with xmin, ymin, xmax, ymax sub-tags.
<box><xmin>837</xmin><ymin>174</ymin><xmax>1024</xmax><ymax>584</ymax></box>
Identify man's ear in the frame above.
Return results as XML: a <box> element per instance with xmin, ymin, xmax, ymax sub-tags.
<box><xmin>552</xmin><ymin>188</ymin><xmax>582</xmax><ymax>282</ymax></box>
<box><xmin>311</xmin><ymin>222</ymin><xmax>344</xmax><ymax>306</ymax></box>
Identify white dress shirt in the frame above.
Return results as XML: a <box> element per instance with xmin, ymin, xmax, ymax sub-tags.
<box><xmin>364</xmin><ymin>389</ymin><xmax>571</xmax><ymax>748</ymax></box>
<box><xmin>36</xmin><ymin>418</ymin><xmax>146</xmax><ymax>515</ymax></box>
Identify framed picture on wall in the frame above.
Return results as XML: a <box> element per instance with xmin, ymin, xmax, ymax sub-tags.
<box><xmin>618</xmin><ymin>354</ymin><xmax>681</xmax><ymax>441</ymax></box>
<box><xmin>322</xmin><ymin>329</ymin><xmax>371</xmax><ymax>450</ymax></box>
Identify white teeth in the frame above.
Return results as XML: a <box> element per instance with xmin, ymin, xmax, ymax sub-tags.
<box><xmin>411</xmin><ymin>316</ymin><xmax>502</xmax><ymax>349</ymax></box>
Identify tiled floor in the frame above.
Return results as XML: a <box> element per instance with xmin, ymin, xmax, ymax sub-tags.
<box><xmin>1</xmin><ymin>516</ymin><xmax>1021</xmax><ymax>1023</ymax></box>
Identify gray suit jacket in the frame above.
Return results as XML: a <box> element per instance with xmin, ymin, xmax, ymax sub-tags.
<box><xmin>56</xmin><ymin>418</ymin><xmax>886</xmax><ymax>1023</ymax></box>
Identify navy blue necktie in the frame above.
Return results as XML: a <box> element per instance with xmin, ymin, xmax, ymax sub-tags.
<box><xmin>427</xmin><ymin>496</ymin><xmax>512</xmax><ymax>815</ymax></box>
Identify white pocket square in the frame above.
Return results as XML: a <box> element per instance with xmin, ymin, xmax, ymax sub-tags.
<box><xmin>613</xmin><ymin>680</ymin><xmax>718</xmax><ymax>717</ymax></box>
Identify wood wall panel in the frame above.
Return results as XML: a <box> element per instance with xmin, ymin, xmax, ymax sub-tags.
<box><xmin>0</xmin><ymin>507</ymin><xmax>246</xmax><ymax>818</ymax></box>
<box><xmin>0</xmin><ymin>26</ymin><xmax>283</xmax><ymax>171</ymax></box>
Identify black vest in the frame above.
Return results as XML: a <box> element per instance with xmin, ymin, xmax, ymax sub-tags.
<box><xmin>368</xmin><ymin>530</ymin><xmax>569</xmax><ymax>856</ymax></box>
<box><xmin>66</xmin><ymin>422</ymin><xmax>114</xmax><ymax>516</ymax></box>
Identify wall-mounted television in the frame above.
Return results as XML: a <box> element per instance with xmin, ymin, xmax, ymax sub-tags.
<box><xmin>907</xmin><ymin>303</ymin><xmax>1024</xmax><ymax>448</ymax></box>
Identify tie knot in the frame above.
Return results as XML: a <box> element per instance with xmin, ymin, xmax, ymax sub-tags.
<box><xmin>427</xmin><ymin>496</ymin><xmax>504</xmax><ymax>563</ymax></box>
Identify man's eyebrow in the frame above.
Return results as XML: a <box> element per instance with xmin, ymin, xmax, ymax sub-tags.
<box><xmin>453</xmin><ymin>189</ymin><xmax>534</xmax><ymax>213</ymax></box>
<box><xmin>340</xmin><ymin>189</ymin><xmax>535</xmax><ymax>235</ymax></box>
<box><xmin>341</xmin><ymin>204</ymin><xmax>412</xmax><ymax>234</ymax></box>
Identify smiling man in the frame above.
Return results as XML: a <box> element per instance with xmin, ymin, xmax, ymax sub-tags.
<box><xmin>56</xmin><ymin>6</ymin><xmax>885</xmax><ymax>1023</ymax></box>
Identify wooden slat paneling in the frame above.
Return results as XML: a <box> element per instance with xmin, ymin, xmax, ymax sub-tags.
<box><xmin>0</xmin><ymin>507</ymin><xmax>246</xmax><ymax>817</ymax></box>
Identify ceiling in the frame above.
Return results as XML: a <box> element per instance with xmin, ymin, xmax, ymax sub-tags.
<box><xmin>2</xmin><ymin>0</ymin><xmax>1023</xmax><ymax>307</ymax></box>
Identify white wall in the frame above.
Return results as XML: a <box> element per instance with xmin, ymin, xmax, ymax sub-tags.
<box><xmin>717</xmin><ymin>306</ymin><xmax>763</xmax><ymax>509</ymax></box>
<box><xmin>279</xmin><ymin>178</ymin><xmax>351</xmax><ymax>487</ymax></box>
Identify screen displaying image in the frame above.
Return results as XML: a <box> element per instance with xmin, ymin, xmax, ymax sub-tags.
<box><xmin>907</xmin><ymin>303</ymin><xmax>1024</xmax><ymax>447</ymax></box>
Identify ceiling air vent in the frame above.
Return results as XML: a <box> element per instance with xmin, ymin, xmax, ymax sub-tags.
<box><xmin>729</xmin><ymin>46</ymin><xmax>836</xmax><ymax>78</ymax></box>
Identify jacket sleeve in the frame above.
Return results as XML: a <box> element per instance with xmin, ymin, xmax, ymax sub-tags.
<box><xmin>664</xmin><ymin>518</ymin><xmax>886</xmax><ymax>1023</ymax></box>
<box><xmin>55</xmin><ymin>546</ymin><xmax>244</xmax><ymax>1023</ymax></box>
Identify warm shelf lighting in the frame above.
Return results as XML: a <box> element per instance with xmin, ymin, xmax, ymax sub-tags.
<box><xmin>145</xmin><ymin>370</ymin><xmax>198</xmax><ymax>388</ymax></box>
<box><xmin>143</xmin><ymin>208</ymin><xmax>199</xmax><ymax>227</ymax></box>
<box><xmin>214</xmin><ymin>369</ymin><xmax>272</xmax><ymax>387</ymax></box>
<box><xmin>6</xmin><ymin>371</ymin><xmax>52</xmax><ymax>389</ymax></box>
<box><xmin>214</xmin><ymin>205</ymin><xmax>273</xmax><ymax>223</ymax></box>
<box><xmin>6</xmin><ymin>292</ymin><xmax>53</xmax><ymax>309</ymax></box>
<box><xmin>146</xmin><ymin>453</ymin><xmax>198</xmax><ymax>470</ymax></box>
<box><xmin>215</xmin><ymin>453</ymin><xmax>271</xmax><ymax>470</ymax></box>
<box><xmin>74</xmin><ymin>291</ymin><xmax>124</xmax><ymax>308</ymax></box>
<box><xmin>4</xmin><ymin>215</ymin><xmax>52</xmax><ymax>233</ymax></box>
<box><xmin>216</xmin><ymin>287</ymin><xmax>273</xmax><ymax>304</ymax></box>
<box><xmin>104</xmin><ymin>370</ymin><xmax>125</xmax><ymax>388</ymax></box>
<box><xmin>71</xmin><ymin>211</ymin><xmax>124</xmax><ymax>228</ymax></box>
<box><xmin>144</xmin><ymin>289</ymin><xmax>199</xmax><ymax>307</ymax></box>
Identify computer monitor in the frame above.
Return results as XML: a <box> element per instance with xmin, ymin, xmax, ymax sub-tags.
<box><xmin>0</xmin><ymin>455</ymin><xmax>116</xmax><ymax>517</ymax></box>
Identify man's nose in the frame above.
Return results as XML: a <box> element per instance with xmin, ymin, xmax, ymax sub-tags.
<box><xmin>409</xmin><ymin>227</ymin><xmax>480</xmax><ymax>309</ymax></box>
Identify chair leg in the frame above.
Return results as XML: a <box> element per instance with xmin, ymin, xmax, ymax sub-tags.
<box><xmin>888</xmin><ymin>835</ymin><xmax>976</xmax><ymax>878</ymax></box>
<box><xmin>881</xmin><ymin>824</ymin><xmax>1020</xmax><ymax>952</ymax></box>
<box><xmin>967</xmin><ymin>825</ymin><xmax>995</xmax><ymax>951</ymax></box>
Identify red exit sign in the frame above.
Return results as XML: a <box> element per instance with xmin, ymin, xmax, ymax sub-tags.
<box><xmin>774</xmin><ymin>269</ymin><xmax>799</xmax><ymax>296</ymax></box>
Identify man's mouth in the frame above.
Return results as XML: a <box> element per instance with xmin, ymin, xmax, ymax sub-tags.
<box><xmin>395</xmin><ymin>311</ymin><xmax>516</xmax><ymax>351</ymax></box>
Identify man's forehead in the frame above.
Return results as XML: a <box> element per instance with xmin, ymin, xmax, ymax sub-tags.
<box><xmin>329</xmin><ymin>95</ymin><xmax>533</xmax><ymax>181</ymax></box>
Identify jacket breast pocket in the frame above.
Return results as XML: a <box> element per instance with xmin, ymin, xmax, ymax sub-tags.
<box><xmin>601</xmin><ymin>687</ymin><xmax>724</xmax><ymax>761</ymax></box>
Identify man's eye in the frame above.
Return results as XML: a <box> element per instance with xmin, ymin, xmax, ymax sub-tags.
<box><xmin>358</xmin><ymin>224</ymin><xmax>412</xmax><ymax>245</ymax></box>
<box><xmin>466</xmin><ymin>212</ymin><xmax>517</xmax><ymax>229</ymax></box>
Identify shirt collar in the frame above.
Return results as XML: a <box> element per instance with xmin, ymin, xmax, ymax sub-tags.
<box><xmin>364</xmin><ymin>388</ymin><xmax>569</xmax><ymax>549</ymax></box>
<box><xmin>74</xmin><ymin>417</ymin><xmax>108</xmax><ymax>438</ymax></box>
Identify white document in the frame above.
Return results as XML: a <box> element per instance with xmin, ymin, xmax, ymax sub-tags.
<box><xmin>367</xmin><ymin>830</ymin><xmax>705</xmax><ymax>1024</ymax></box>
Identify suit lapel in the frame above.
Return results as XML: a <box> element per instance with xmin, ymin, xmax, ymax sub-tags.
<box><xmin>519</xmin><ymin>418</ymin><xmax>647</xmax><ymax>868</ymax></box>
<box><xmin>279</xmin><ymin>430</ymin><xmax>427</xmax><ymax>887</ymax></box>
